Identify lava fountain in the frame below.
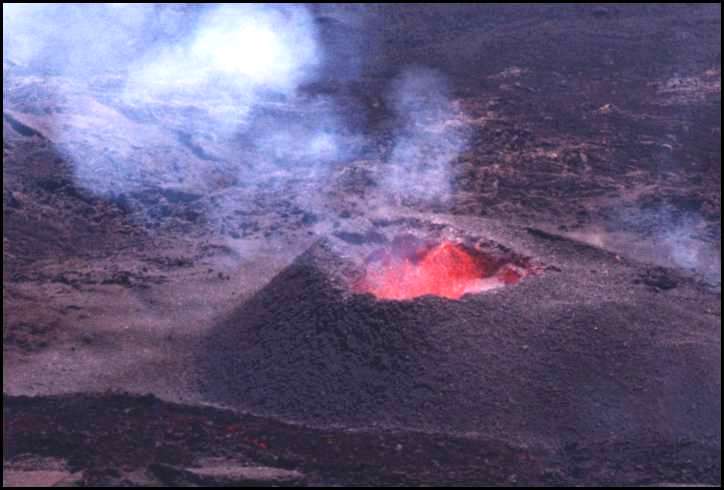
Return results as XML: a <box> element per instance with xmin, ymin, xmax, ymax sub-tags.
<box><xmin>356</xmin><ymin>238</ymin><xmax>527</xmax><ymax>300</ymax></box>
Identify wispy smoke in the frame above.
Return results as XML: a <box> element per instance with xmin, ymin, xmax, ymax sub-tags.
<box><xmin>611</xmin><ymin>204</ymin><xmax>720</xmax><ymax>283</ymax></box>
<box><xmin>382</xmin><ymin>67</ymin><xmax>469</xmax><ymax>207</ymax></box>
<box><xmin>126</xmin><ymin>5</ymin><xmax>320</xmax><ymax>100</ymax></box>
<box><xmin>4</xmin><ymin>4</ymin><xmax>470</xmax><ymax>238</ymax></box>
<box><xmin>3</xmin><ymin>4</ymin><xmax>153</xmax><ymax>75</ymax></box>
<box><xmin>4</xmin><ymin>4</ymin><xmax>329</xmax><ymax>196</ymax></box>
<box><xmin>658</xmin><ymin>212</ymin><xmax>708</xmax><ymax>271</ymax></box>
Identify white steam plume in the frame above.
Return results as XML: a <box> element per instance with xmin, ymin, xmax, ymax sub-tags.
<box><xmin>4</xmin><ymin>4</ymin><xmax>334</xmax><ymax>202</ymax></box>
<box><xmin>127</xmin><ymin>5</ymin><xmax>320</xmax><ymax>100</ymax></box>
<box><xmin>4</xmin><ymin>5</ymin><xmax>474</xmax><ymax>239</ymax></box>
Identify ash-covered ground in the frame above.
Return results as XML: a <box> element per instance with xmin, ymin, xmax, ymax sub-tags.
<box><xmin>3</xmin><ymin>4</ymin><xmax>721</xmax><ymax>486</ymax></box>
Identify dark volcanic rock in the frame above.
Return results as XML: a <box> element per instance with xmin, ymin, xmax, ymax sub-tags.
<box><xmin>202</xmin><ymin>234</ymin><xmax>721</xmax><ymax>453</ymax></box>
<box><xmin>149</xmin><ymin>463</ymin><xmax>304</xmax><ymax>487</ymax></box>
<box><xmin>203</xmin><ymin>239</ymin><xmax>440</xmax><ymax>423</ymax></box>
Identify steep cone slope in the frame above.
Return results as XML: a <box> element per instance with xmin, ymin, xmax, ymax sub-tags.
<box><xmin>201</xmin><ymin>236</ymin><xmax>720</xmax><ymax>452</ymax></box>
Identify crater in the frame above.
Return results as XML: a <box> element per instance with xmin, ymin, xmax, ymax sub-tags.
<box><xmin>354</xmin><ymin>235</ymin><xmax>531</xmax><ymax>300</ymax></box>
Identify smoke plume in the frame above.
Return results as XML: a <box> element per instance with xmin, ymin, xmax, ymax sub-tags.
<box><xmin>382</xmin><ymin>67</ymin><xmax>469</xmax><ymax>207</ymax></box>
<box><xmin>4</xmin><ymin>4</ymin><xmax>472</xmax><ymax>239</ymax></box>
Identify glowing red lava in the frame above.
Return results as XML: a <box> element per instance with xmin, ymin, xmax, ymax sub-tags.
<box><xmin>357</xmin><ymin>240</ymin><xmax>524</xmax><ymax>300</ymax></box>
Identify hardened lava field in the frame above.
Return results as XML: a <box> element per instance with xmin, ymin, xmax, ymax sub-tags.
<box><xmin>3</xmin><ymin>4</ymin><xmax>720</xmax><ymax>487</ymax></box>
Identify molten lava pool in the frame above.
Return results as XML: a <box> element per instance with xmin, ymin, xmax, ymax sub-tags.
<box><xmin>356</xmin><ymin>239</ymin><xmax>525</xmax><ymax>300</ymax></box>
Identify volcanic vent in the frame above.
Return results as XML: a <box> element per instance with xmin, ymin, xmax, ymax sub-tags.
<box><xmin>355</xmin><ymin>235</ymin><xmax>528</xmax><ymax>300</ymax></box>
<box><xmin>201</xmin><ymin>230</ymin><xmax>719</xmax><ymax>444</ymax></box>
<box><xmin>201</xmin><ymin>235</ymin><xmax>538</xmax><ymax>428</ymax></box>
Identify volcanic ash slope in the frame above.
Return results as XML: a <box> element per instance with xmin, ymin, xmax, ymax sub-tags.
<box><xmin>201</xmin><ymin>236</ymin><xmax>720</xmax><ymax>449</ymax></box>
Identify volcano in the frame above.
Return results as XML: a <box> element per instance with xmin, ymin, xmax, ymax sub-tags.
<box><xmin>202</xmin><ymin>231</ymin><xmax>720</xmax><ymax>453</ymax></box>
<box><xmin>4</xmin><ymin>4</ymin><xmax>720</xmax><ymax>485</ymax></box>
